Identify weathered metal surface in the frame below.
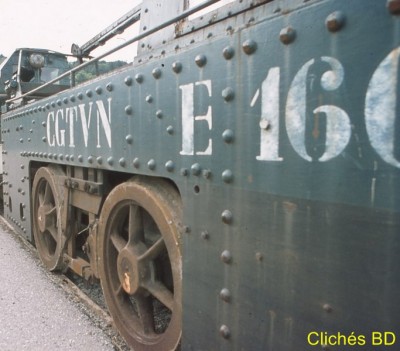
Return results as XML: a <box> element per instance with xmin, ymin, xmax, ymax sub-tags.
<box><xmin>97</xmin><ymin>178</ymin><xmax>182</xmax><ymax>350</ymax></box>
<box><xmin>1</xmin><ymin>0</ymin><xmax>400</xmax><ymax>349</ymax></box>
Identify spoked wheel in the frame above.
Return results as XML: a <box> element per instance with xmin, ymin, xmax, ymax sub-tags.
<box><xmin>98</xmin><ymin>178</ymin><xmax>182</xmax><ymax>351</ymax></box>
<box><xmin>32</xmin><ymin>166</ymin><xmax>67</xmax><ymax>271</ymax></box>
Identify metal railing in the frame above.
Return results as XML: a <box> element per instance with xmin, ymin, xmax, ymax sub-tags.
<box><xmin>5</xmin><ymin>0</ymin><xmax>220</xmax><ymax>105</ymax></box>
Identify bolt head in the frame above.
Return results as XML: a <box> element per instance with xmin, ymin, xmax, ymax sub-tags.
<box><xmin>242</xmin><ymin>39</ymin><xmax>257</xmax><ymax>54</ymax></box>
<box><xmin>195</xmin><ymin>54</ymin><xmax>207</xmax><ymax>67</ymax></box>
<box><xmin>388</xmin><ymin>0</ymin><xmax>400</xmax><ymax>14</ymax></box>
<box><xmin>325</xmin><ymin>11</ymin><xmax>346</xmax><ymax>32</ymax></box>
<box><xmin>222</xmin><ymin>46</ymin><xmax>235</xmax><ymax>60</ymax></box>
<box><xmin>172</xmin><ymin>61</ymin><xmax>182</xmax><ymax>73</ymax></box>
<box><xmin>280</xmin><ymin>27</ymin><xmax>296</xmax><ymax>44</ymax></box>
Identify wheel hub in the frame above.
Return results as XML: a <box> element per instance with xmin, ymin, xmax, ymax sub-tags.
<box><xmin>37</xmin><ymin>204</ymin><xmax>53</xmax><ymax>232</ymax></box>
<box><xmin>117</xmin><ymin>246</ymin><xmax>149</xmax><ymax>295</ymax></box>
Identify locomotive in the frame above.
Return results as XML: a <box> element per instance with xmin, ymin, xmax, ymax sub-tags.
<box><xmin>1</xmin><ymin>0</ymin><xmax>400</xmax><ymax>350</ymax></box>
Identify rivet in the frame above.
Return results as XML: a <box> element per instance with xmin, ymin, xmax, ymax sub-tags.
<box><xmin>146</xmin><ymin>95</ymin><xmax>153</xmax><ymax>103</ymax></box>
<box><xmin>180</xmin><ymin>168</ymin><xmax>189</xmax><ymax>176</ymax></box>
<box><xmin>152</xmin><ymin>68</ymin><xmax>162</xmax><ymax>79</ymax></box>
<box><xmin>255</xmin><ymin>252</ymin><xmax>264</xmax><ymax>261</ymax></box>
<box><xmin>191</xmin><ymin>163</ymin><xmax>201</xmax><ymax>176</ymax></box>
<box><xmin>124</xmin><ymin>76</ymin><xmax>133</xmax><ymax>86</ymax></box>
<box><xmin>88</xmin><ymin>156</ymin><xmax>93</xmax><ymax>164</ymax></box>
<box><xmin>201</xmin><ymin>231</ymin><xmax>210</xmax><ymax>240</ymax></box>
<box><xmin>63</xmin><ymin>97</ymin><xmax>68</xmax><ymax>104</ymax></box>
<box><xmin>207</xmin><ymin>32</ymin><xmax>213</xmax><ymax>38</ymax></box>
<box><xmin>387</xmin><ymin>0</ymin><xmax>400</xmax><ymax>14</ymax></box>
<box><xmin>106</xmin><ymin>83</ymin><xmax>113</xmax><ymax>91</ymax></box>
<box><xmin>222</xmin><ymin>46</ymin><xmax>235</xmax><ymax>60</ymax></box>
<box><xmin>325</xmin><ymin>11</ymin><xmax>346</xmax><ymax>32</ymax></box>
<box><xmin>222</xmin><ymin>129</ymin><xmax>234</xmax><ymax>143</ymax></box>
<box><xmin>172</xmin><ymin>61</ymin><xmax>182</xmax><ymax>73</ymax></box>
<box><xmin>86</xmin><ymin>89</ymin><xmax>93</xmax><ymax>97</ymax></box>
<box><xmin>97</xmin><ymin>156</ymin><xmax>103</xmax><ymax>164</ymax></box>
<box><xmin>45</xmin><ymin>103</ymin><xmax>50</xmax><ymax>109</ymax></box>
<box><xmin>70</xmin><ymin>95</ymin><xmax>76</xmax><ymax>102</ymax></box>
<box><xmin>323</xmin><ymin>304</ymin><xmax>333</xmax><ymax>313</ymax></box>
<box><xmin>260</xmin><ymin>119</ymin><xmax>271</xmax><ymax>130</ymax></box>
<box><xmin>65</xmin><ymin>155</ymin><xmax>70</xmax><ymax>161</ymax></box>
<box><xmin>195</xmin><ymin>54</ymin><xmax>207</xmax><ymax>67</ymax></box>
<box><xmin>242</xmin><ymin>39</ymin><xmax>257</xmax><ymax>54</ymax></box>
<box><xmin>59</xmin><ymin>154</ymin><xmax>63</xmax><ymax>160</ymax></box>
<box><xmin>222</xmin><ymin>169</ymin><xmax>234</xmax><ymax>183</ymax></box>
<box><xmin>221</xmin><ymin>250</ymin><xmax>232</xmax><ymax>264</ymax></box>
<box><xmin>41</xmin><ymin>137</ymin><xmax>46</xmax><ymax>142</ymax></box>
<box><xmin>41</xmin><ymin>121</ymin><xmax>46</xmax><ymax>127</ymax></box>
<box><xmin>222</xmin><ymin>87</ymin><xmax>234</xmax><ymax>102</ymax></box>
<box><xmin>119</xmin><ymin>158</ymin><xmax>126</xmax><ymax>167</ymax></box>
<box><xmin>221</xmin><ymin>210</ymin><xmax>233</xmax><ymax>224</ymax></box>
<box><xmin>133</xmin><ymin>158</ymin><xmax>140</xmax><ymax>168</ymax></box>
<box><xmin>125</xmin><ymin>105</ymin><xmax>133</xmax><ymax>115</ymax></box>
<box><xmin>166</xmin><ymin>125</ymin><xmax>174</xmax><ymax>135</ymax></box>
<box><xmin>220</xmin><ymin>325</ymin><xmax>230</xmax><ymax>339</ymax></box>
<box><xmin>165</xmin><ymin>160</ymin><xmax>175</xmax><ymax>172</ymax></box>
<box><xmin>107</xmin><ymin>157</ymin><xmax>114</xmax><ymax>166</ymax></box>
<box><xmin>202</xmin><ymin>169</ymin><xmax>212</xmax><ymax>179</ymax></box>
<box><xmin>70</xmin><ymin>155</ymin><xmax>74</xmax><ymax>162</ymax></box>
<box><xmin>156</xmin><ymin>110</ymin><xmax>163</xmax><ymax>119</ymax></box>
<box><xmin>57</xmin><ymin>99</ymin><xmax>62</xmax><ymax>106</ymax></box>
<box><xmin>135</xmin><ymin>73</ymin><xmax>144</xmax><ymax>83</ymax></box>
<box><xmin>148</xmin><ymin>159</ymin><xmax>156</xmax><ymax>170</ymax></box>
<box><xmin>220</xmin><ymin>288</ymin><xmax>231</xmax><ymax>302</ymax></box>
<box><xmin>78</xmin><ymin>155</ymin><xmax>83</xmax><ymax>162</ymax></box>
<box><xmin>280</xmin><ymin>26</ymin><xmax>296</xmax><ymax>44</ymax></box>
<box><xmin>95</xmin><ymin>86</ymin><xmax>102</xmax><ymax>94</ymax></box>
<box><xmin>126</xmin><ymin>134</ymin><xmax>133</xmax><ymax>144</ymax></box>
<box><xmin>77</xmin><ymin>92</ymin><xmax>83</xmax><ymax>100</ymax></box>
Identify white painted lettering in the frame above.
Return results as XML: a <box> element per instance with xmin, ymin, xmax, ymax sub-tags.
<box><xmin>47</xmin><ymin>111</ymin><xmax>55</xmax><ymax>146</ymax></box>
<box><xmin>179</xmin><ymin>80</ymin><xmax>212</xmax><ymax>155</ymax></box>
<box><xmin>365</xmin><ymin>46</ymin><xmax>400</xmax><ymax>168</ymax></box>
<box><xmin>96</xmin><ymin>98</ymin><xmax>112</xmax><ymax>148</ymax></box>
<box><xmin>55</xmin><ymin>109</ymin><xmax>65</xmax><ymax>146</ymax></box>
<box><xmin>256</xmin><ymin>67</ymin><xmax>283</xmax><ymax>161</ymax></box>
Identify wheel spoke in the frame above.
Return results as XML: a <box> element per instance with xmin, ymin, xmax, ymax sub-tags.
<box><xmin>48</xmin><ymin>226</ymin><xmax>58</xmax><ymax>242</ymax></box>
<box><xmin>44</xmin><ymin>182</ymin><xmax>52</xmax><ymax>204</ymax></box>
<box><xmin>145</xmin><ymin>280</ymin><xmax>174</xmax><ymax>311</ymax></box>
<box><xmin>45</xmin><ymin>206</ymin><xmax>56</xmax><ymax>217</ymax></box>
<box><xmin>110</xmin><ymin>231</ymin><xmax>127</xmax><ymax>252</ymax></box>
<box><xmin>140</xmin><ymin>237</ymin><xmax>165</xmax><ymax>262</ymax></box>
<box><xmin>135</xmin><ymin>295</ymin><xmax>155</xmax><ymax>335</ymax></box>
<box><xmin>128</xmin><ymin>204</ymin><xmax>144</xmax><ymax>245</ymax></box>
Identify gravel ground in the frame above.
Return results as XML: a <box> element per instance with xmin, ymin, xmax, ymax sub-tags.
<box><xmin>0</xmin><ymin>217</ymin><xmax>129</xmax><ymax>351</ymax></box>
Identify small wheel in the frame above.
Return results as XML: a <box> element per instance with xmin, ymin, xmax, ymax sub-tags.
<box><xmin>32</xmin><ymin>166</ymin><xmax>66</xmax><ymax>271</ymax></box>
<box><xmin>98</xmin><ymin>178</ymin><xmax>182</xmax><ymax>351</ymax></box>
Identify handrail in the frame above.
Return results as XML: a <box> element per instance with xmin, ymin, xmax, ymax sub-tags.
<box><xmin>6</xmin><ymin>0</ymin><xmax>220</xmax><ymax>105</ymax></box>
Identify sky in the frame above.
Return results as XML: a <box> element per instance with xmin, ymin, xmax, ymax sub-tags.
<box><xmin>0</xmin><ymin>0</ymin><xmax>232</xmax><ymax>63</ymax></box>
<box><xmin>0</xmin><ymin>0</ymin><xmax>141</xmax><ymax>62</ymax></box>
